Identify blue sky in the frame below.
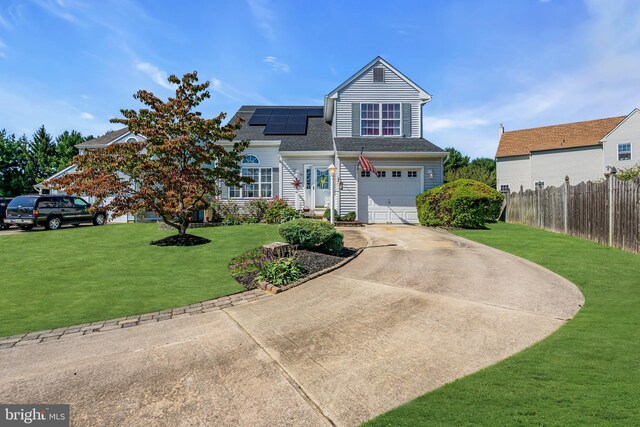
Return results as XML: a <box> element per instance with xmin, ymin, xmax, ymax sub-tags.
<box><xmin>1</xmin><ymin>0</ymin><xmax>639</xmax><ymax>158</ymax></box>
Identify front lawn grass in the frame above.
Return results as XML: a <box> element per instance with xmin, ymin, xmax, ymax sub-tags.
<box><xmin>0</xmin><ymin>223</ymin><xmax>279</xmax><ymax>336</ymax></box>
<box><xmin>365</xmin><ymin>222</ymin><xmax>640</xmax><ymax>426</ymax></box>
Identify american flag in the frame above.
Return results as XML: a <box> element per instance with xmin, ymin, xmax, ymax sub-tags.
<box><xmin>358</xmin><ymin>155</ymin><xmax>380</xmax><ymax>177</ymax></box>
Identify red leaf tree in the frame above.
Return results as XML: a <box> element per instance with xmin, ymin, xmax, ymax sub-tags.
<box><xmin>49</xmin><ymin>71</ymin><xmax>250</xmax><ymax>235</ymax></box>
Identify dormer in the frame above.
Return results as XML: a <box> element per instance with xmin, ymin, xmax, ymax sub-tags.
<box><xmin>324</xmin><ymin>57</ymin><xmax>431</xmax><ymax>139</ymax></box>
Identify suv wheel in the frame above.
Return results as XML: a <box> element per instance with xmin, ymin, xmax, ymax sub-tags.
<box><xmin>46</xmin><ymin>216</ymin><xmax>62</xmax><ymax>230</ymax></box>
<box><xmin>93</xmin><ymin>213</ymin><xmax>106</xmax><ymax>226</ymax></box>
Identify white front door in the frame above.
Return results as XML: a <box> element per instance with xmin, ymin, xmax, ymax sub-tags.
<box><xmin>358</xmin><ymin>168</ymin><xmax>422</xmax><ymax>224</ymax></box>
<box><xmin>313</xmin><ymin>167</ymin><xmax>330</xmax><ymax>209</ymax></box>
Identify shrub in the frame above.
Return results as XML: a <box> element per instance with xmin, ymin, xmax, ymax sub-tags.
<box><xmin>264</xmin><ymin>197</ymin><xmax>301</xmax><ymax>224</ymax></box>
<box><xmin>416</xmin><ymin>179</ymin><xmax>504</xmax><ymax>229</ymax></box>
<box><xmin>216</xmin><ymin>200</ymin><xmax>243</xmax><ymax>225</ymax></box>
<box><xmin>320</xmin><ymin>232</ymin><xmax>344</xmax><ymax>254</ymax></box>
<box><xmin>323</xmin><ymin>208</ymin><xmax>339</xmax><ymax>221</ymax></box>
<box><xmin>244</xmin><ymin>199</ymin><xmax>269</xmax><ymax>222</ymax></box>
<box><xmin>278</xmin><ymin>218</ymin><xmax>337</xmax><ymax>249</ymax></box>
<box><xmin>618</xmin><ymin>163</ymin><xmax>640</xmax><ymax>181</ymax></box>
<box><xmin>341</xmin><ymin>211</ymin><xmax>356</xmax><ymax>221</ymax></box>
<box><xmin>257</xmin><ymin>257</ymin><xmax>305</xmax><ymax>285</ymax></box>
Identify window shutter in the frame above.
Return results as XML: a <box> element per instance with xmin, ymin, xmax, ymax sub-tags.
<box><xmin>352</xmin><ymin>103</ymin><xmax>360</xmax><ymax>136</ymax></box>
<box><xmin>402</xmin><ymin>103</ymin><xmax>412</xmax><ymax>137</ymax></box>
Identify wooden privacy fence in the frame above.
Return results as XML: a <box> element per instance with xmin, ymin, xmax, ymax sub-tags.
<box><xmin>504</xmin><ymin>174</ymin><xmax>640</xmax><ymax>253</ymax></box>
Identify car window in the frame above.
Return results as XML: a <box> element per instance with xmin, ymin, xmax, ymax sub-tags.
<box><xmin>57</xmin><ymin>198</ymin><xmax>73</xmax><ymax>208</ymax></box>
<box><xmin>37</xmin><ymin>198</ymin><xmax>57</xmax><ymax>208</ymax></box>
<box><xmin>8</xmin><ymin>197</ymin><xmax>36</xmax><ymax>207</ymax></box>
<box><xmin>73</xmin><ymin>198</ymin><xmax>88</xmax><ymax>208</ymax></box>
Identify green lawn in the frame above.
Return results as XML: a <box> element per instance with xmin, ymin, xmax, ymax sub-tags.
<box><xmin>365</xmin><ymin>222</ymin><xmax>640</xmax><ymax>426</ymax></box>
<box><xmin>0</xmin><ymin>223</ymin><xmax>279</xmax><ymax>336</ymax></box>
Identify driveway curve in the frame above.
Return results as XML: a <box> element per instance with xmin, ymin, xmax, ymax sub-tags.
<box><xmin>0</xmin><ymin>225</ymin><xmax>583</xmax><ymax>426</ymax></box>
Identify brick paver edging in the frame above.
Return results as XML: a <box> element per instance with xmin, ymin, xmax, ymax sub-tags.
<box><xmin>0</xmin><ymin>244</ymin><xmax>367</xmax><ymax>351</ymax></box>
<box><xmin>0</xmin><ymin>289</ymin><xmax>271</xmax><ymax>350</ymax></box>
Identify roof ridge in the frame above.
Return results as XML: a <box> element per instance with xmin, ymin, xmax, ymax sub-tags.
<box><xmin>504</xmin><ymin>115</ymin><xmax>625</xmax><ymax>134</ymax></box>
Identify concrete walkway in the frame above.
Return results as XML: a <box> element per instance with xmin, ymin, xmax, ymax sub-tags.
<box><xmin>0</xmin><ymin>226</ymin><xmax>583</xmax><ymax>426</ymax></box>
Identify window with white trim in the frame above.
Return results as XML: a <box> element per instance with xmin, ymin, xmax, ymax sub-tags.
<box><xmin>378</xmin><ymin>171</ymin><xmax>386</xmax><ymax>177</ymax></box>
<box><xmin>361</xmin><ymin>103</ymin><xmax>401</xmax><ymax>136</ymax></box>
<box><xmin>407</xmin><ymin>170</ymin><xmax>417</xmax><ymax>178</ymax></box>
<box><xmin>126</xmin><ymin>137</ymin><xmax>137</xmax><ymax>143</ymax></box>
<box><xmin>392</xmin><ymin>171</ymin><xmax>402</xmax><ymax>178</ymax></box>
<box><xmin>229</xmin><ymin>155</ymin><xmax>273</xmax><ymax>198</ymax></box>
<box><xmin>500</xmin><ymin>185</ymin><xmax>510</xmax><ymax>193</ymax></box>
<box><xmin>618</xmin><ymin>143</ymin><xmax>632</xmax><ymax>161</ymax></box>
<box><xmin>361</xmin><ymin>170</ymin><xmax>371</xmax><ymax>177</ymax></box>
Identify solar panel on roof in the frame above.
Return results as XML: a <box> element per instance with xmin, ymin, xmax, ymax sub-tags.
<box><xmin>254</xmin><ymin>108</ymin><xmax>273</xmax><ymax>115</ymax></box>
<box><xmin>284</xmin><ymin>124</ymin><xmax>307</xmax><ymax>134</ymax></box>
<box><xmin>307</xmin><ymin>108</ymin><xmax>323</xmax><ymax>117</ymax></box>
<box><xmin>248</xmin><ymin>115</ymin><xmax>270</xmax><ymax>125</ymax></box>
<box><xmin>271</xmin><ymin>108</ymin><xmax>290</xmax><ymax>115</ymax></box>
<box><xmin>268</xmin><ymin>115</ymin><xmax>288</xmax><ymax>124</ymax></box>
<box><xmin>287</xmin><ymin>115</ymin><xmax>307</xmax><ymax>124</ymax></box>
<box><xmin>289</xmin><ymin>109</ymin><xmax>307</xmax><ymax>116</ymax></box>
<box><xmin>263</xmin><ymin>123</ymin><xmax>287</xmax><ymax>134</ymax></box>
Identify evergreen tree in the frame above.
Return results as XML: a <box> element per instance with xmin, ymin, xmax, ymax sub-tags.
<box><xmin>25</xmin><ymin>125</ymin><xmax>57</xmax><ymax>184</ymax></box>
<box><xmin>0</xmin><ymin>131</ymin><xmax>30</xmax><ymax>196</ymax></box>
<box><xmin>55</xmin><ymin>130</ymin><xmax>83</xmax><ymax>169</ymax></box>
<box><xmin>444</xmin><ymin>147</ymin><xmax>470</xmax><ymax>175</ymax></box>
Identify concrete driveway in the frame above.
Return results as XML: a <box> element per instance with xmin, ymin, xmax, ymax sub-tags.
<box><xmin>0</xmin><ymin>225</ymin><xmax>583</xmax><ymax>426</ymax></box>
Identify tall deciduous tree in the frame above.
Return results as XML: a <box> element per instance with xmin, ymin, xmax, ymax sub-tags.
<box><xmin>26</xmin><ymin>125</ymin><xmax>57</xmax><ymax>185</ymax></box>
<box><xmin>49</xmin><ymin>71</ymin><xmax>250</xmax><ymax>236</ymax></box>
<box><xmin>55</xmin><ymin>130</ymin><xmax>83</xmax><ymax>169</ymax></box>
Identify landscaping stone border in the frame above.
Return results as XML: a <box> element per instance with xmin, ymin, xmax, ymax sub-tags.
<box><xmin>0</xmin><ymin>289</ymin><xmax>270</xmax><ymax>350</ymax></box>
<box><xmin>257</xmin><ymin>247</ymin><xmax>364</xmax><ymax>294</ymax></box>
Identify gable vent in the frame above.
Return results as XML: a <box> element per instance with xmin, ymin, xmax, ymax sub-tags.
<box><xmin>373</xmin><ymin>67</ymin><xmax>384</xmax><ymax>83</ymax></box>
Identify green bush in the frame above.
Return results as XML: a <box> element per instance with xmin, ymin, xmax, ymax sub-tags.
<box><xmin>416</xmin><ymin>179</ymin><xmax>504</xmax><ymax>229</ymax></box>
<box><xmin>341</xmin><ymin>211</ymin><xmax>356</xmax><ymax>221</ymax></box>
<box><xmin>257</xmin><ymin>257</ymin><xmax>305</xmax><ymax>285</ymax></box>
<box><xmin>617</xmin><ymin>163</ymin><xmax>640</xmax><ymax>181</ymax></box>
<box><xmin>320</xmin><ymin>232</ymin><xmax>344</xmax><ymax>254</ymax></box>
<box><xmin>323</xmin><ymin>208</ymin><xmax>339</xmax><ymax>221</ymax></box>
<box><xmin>278</xmin><ymin>218</ymin><xmax>337</xmax><ymax>249</ymax></box>
<box><xmin>263</xmin><ymin>197</ymin><xmax>302</xmax><ymax>224</ymax></box>
<box><xmin>244</xmin><ymin>199</ymin><xmax>269</xmax><ymax>222</ymax></box>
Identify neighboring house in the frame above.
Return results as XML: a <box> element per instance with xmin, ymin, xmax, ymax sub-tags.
<box><xmin>42</xmin><ymin>57</ymin><xmax>446</xmax><ymax>224</ymax></box>
<box><xmin>496</xmin><ymin>109</ymin><xmax>640</xmax><ymax>192</ymax></box>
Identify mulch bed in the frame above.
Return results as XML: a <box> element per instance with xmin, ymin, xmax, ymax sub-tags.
<box><xmin>150</xmin><ymin>234</ymin><xmax>211</xmax><ymax>246</ymax></box>
<box><xmin>231</xmin><ymin>247</ymin><xmax>357</xmax><ymax>290</ymax></box>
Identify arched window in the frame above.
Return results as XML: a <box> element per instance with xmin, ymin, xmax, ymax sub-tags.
<box><xmin>126</xmin><ymin>137</ymin><xmax>137</xmax><ymax>143</ymax></box>
<box><xmin>242</xmin><ymin>155</ymin><xmax>259</xmax><ymax>164</ymax></box>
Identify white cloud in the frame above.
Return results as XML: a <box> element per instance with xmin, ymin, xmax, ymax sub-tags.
<box><xmin>424</xmin><ymin>0</ymin><xmax>640</xmax><ymax>159</ymax></box>
<box><xmin>210</xmin><ymin>77</ymin><xmax>272</xmax><ymax>104</ymax></box>
<box><xmin>247</xmin><ymin>0</ymin><xmax>275</xmax><ymax>39</ymax></box>
<box><xmin>263</xmin><ymin>56</ymin><xmax>289</xmax><ymax>72</ymax></box>
<box><xmin>135</xmin><ymin>62</ymin><xmax>176</xmax><ymax>90</ymax></box>
<box><xmin>80</xmin><ymin>112</ymin><xmax>94</xmax><ymax>120</ymax></box>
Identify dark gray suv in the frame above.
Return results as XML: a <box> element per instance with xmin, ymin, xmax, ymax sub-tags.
<box><xmin>5</xmin><ymin>195</ymin><xmax>107</xmax><ymax>230</ymax></box>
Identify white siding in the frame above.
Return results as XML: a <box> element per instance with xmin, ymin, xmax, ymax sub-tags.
<box><xmin>530</xmin><ymin>146</ymin><xmax>603</xmax><ymax>188</ymax></box>
<box><xmin>335</xmin><ymin>61</ymin><xmax>422</xmax><ymax>138</ymax></box>
<box><xmin>496</xmin><ymin>156</ymin><xmax>532</xmax><ymax>192</ymax></box>
<box><xmin>281</xmin><ymin>155</ymin><xmax>334</xmax><ymax>209</ymax></box>
<box><xmin>602</xmin><ymin>110</ymin><xmax>640</xmax><ymax>171</ymax></box>
<box><xmin>338</xmin><ymin>159</ymin><xmax>358</xmax><ymax>215</ymax></box>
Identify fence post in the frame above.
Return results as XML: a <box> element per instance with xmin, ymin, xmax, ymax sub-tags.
<box><xmin>536</xmin><ymin>183</ymin><xmax>542</xmax><ymax>228</ymax></box>
<box><xmin>608</xmin><ymin>170</ymin><xmax>617</xmax><ymax>247</ymax></box>
<box><xmin>564</xmin><ymin>175</ymin><xmax>569</xmax><ymax>234</ymax></box>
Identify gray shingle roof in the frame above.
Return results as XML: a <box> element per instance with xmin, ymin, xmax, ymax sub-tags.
<box><xmin>75</xmin><ymin>127</ymin><xmax>130</xmax><ymax>148</ymax></box>
<box><xmin>334</xmin><ymin>137</ymin><xmax>445</xmax><ymax>153</ymax></box>
<box><xmin>231</xmin><ymin>106</ymin><xmax>333</xmax><ymax>152</ymax></box>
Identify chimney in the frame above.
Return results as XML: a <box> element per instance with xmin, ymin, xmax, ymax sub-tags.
<box><xmin>499</xmin><ymin>124</ymin><xmax>505</xmax><ymax>136</ymax></box>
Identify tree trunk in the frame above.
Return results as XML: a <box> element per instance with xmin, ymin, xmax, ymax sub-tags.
<box><xmin>179</xmin><ymin>219</ymin><xmax>190</xmax><ymax>235</ymax></box>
